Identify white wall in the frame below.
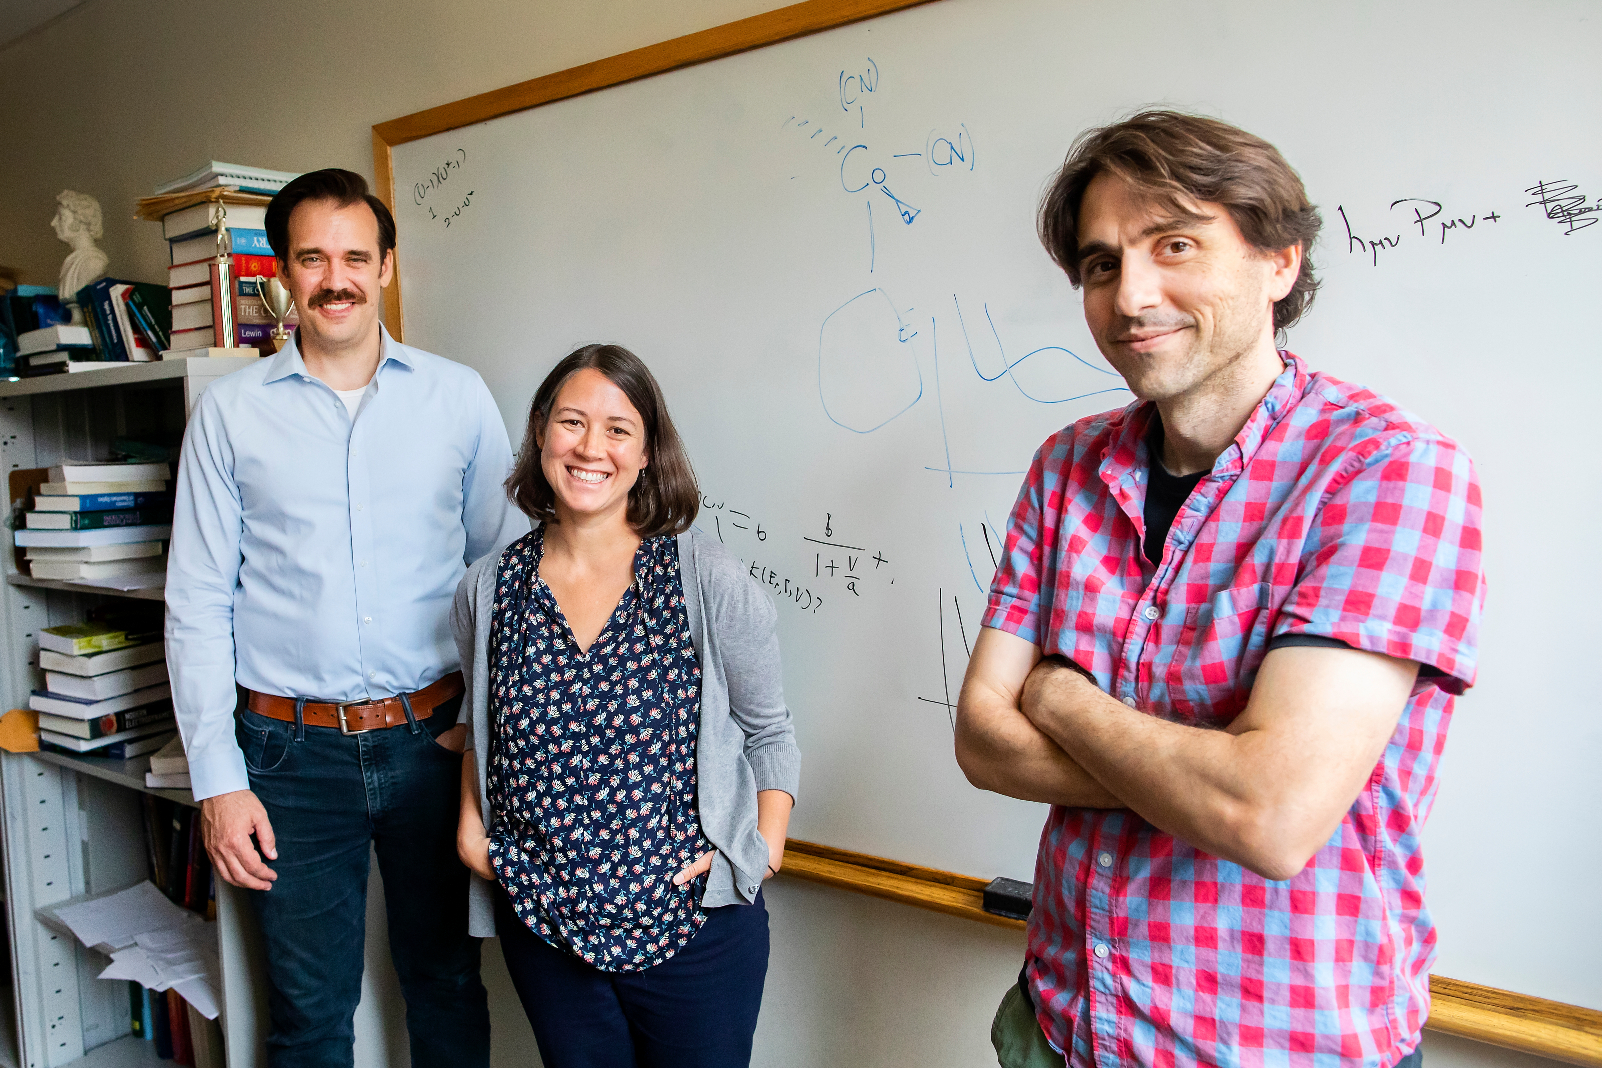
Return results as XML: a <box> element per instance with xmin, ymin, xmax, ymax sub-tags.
<box><xmin>0</xmin><ymin>2</ymin><xmax>1563</xmax><ymax>1065</ymax></box>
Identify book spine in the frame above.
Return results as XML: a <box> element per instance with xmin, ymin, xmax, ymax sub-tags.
<box><xmin>125</xmin><ymin>291</ymin><xmax>170</xmax><ymax>351</ymax></box>
<box><xmin>168</xmin><ymin>990</ymin><xmax>193</xmax><ymax>1065</ymax></box>
<box><xmin>54</xmin><ymin>507</ymin><xmax>172</xmax><ymax>531</ymax></box>
<box><xmin>236</xmin><ymin>322</ymin><xmax>272</xmax><ymax>344</ymax></box>
<box><xmin>129</xmin><ymin>981</ymin><xmax>144</xmax><ymax>1039</ymax></box>
<box><xmin>84</xmin><ymin>704</ymin><xmax>173</xmax><ymax>739</ymax></box>
<box><xmin>140</xmin><ymin>987</ymin><xmax>157</xmax><ymax>1043</ymax></box>
<box><xmin>60</xmin><ymin>491</ymin><xmax>172</xmax><ymax>512</ymax></box>
<box><xmin>142</xmin><ymin>794</ymin><xmax>163</xmax><ymax>883</ymax></box>
<box><xmin>94</xmin><ymin>282</ymin><xmax>129</xmax><ymax>362</ymax></box>
<box><xmin>229</xmin><ymin>229</ymin><xmax>272</xmax><ymax>255</ymax></box>
<box><xmin>234</xmin><ymin>253</ymin><xmax>277</xmax><ymax>279</ymax></box>
<box><xmin>152</xmin><ymin>985</ymin><xmax>173</xmax><ymax>1059</ymax></box>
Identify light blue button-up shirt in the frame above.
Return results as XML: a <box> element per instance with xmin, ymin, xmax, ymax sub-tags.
<box><xmin>165</xmin><ymin>325</ymin><xmax>527</xmax><ymax>800</ymax></box>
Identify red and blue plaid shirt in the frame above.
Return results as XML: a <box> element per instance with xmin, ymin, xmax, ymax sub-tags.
<box><xmin>983</xmin><ymin>355</ymin><xmax>1484</xmax><ymax>1068</ymax></box>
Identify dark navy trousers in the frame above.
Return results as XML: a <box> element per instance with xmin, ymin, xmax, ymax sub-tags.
<box><xmin>495</xmin><ymin>886</ymin><xmax>770</xmax><ymax>1068</ymax></box>
<box><xmin>240</xmin><ymin>694</ymin><xmax>490</xmax><ymax>1068</ymax></box>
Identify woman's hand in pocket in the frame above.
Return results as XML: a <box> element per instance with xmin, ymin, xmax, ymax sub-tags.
<box><xmin>457</xmin><ymin>827</ymin><xmax>494</xmax><ymax>880</ymax></box>
<box><xmin>673</xmin><ymin>850</ymin><xmax>716</xmax><ymax>886</ymax></box>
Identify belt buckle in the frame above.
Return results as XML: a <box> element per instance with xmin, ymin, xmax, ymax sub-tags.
<box><xmin>336</xmin><ymin>703</ymin><xmax>371</xmax><ymax>736</ymax></box>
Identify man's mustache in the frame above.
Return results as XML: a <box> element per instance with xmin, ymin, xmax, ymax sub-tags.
<box><xmin>309</xmin><ymin>289</ymin><xmax>365</xmax><ymax>309</ymax></box>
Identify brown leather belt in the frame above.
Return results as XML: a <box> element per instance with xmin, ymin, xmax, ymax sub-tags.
<box><xmin>246</xmin><ymin>671</ymin><xmax>464</xmax><ymax>735</ymax></box>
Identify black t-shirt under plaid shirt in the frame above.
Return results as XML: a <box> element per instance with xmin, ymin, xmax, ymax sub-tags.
<box><xmin>486</xmin><ymin>526</ymin><xmax>710</xmax><ymax>972</ymax></box>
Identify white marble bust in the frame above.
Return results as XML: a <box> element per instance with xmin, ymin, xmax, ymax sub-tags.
<box><xmin>53</xmin><ymin>190</ymin><xmax>109</xmax><ymax>321</ymax></box>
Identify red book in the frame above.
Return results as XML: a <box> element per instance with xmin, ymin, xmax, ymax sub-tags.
<box><xmin>184</xmin><ymin>805</ymin><xmax>205</xmax><ymax>912</ymax></box>
<box><xmin>233</xmin><ymin>253</ymin><xmax>277</xmax><ymax>280</ymax></box>
<box><xmin>167</xmin><ymin>990</ymin><xmax>193</xmax><ymax>1065</ymax></box>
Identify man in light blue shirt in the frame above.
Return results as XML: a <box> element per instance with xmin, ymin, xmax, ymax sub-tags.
<box><xmin>166</xmin><ymin>168</ymin><xmax>524</xmax><ymax>1068</ymax></box>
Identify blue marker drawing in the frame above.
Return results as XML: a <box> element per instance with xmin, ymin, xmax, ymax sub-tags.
<box><xmin>958</xmin><ymin>523</ymin><xmax>986</xmax><ymax>593</ymax></box>
<box><xmin>926</xmin><ymin>124</ymin><xmax>976</xmax><ymax>175</ymax></box>
<box><xmin>866</xmin><ymin>200</ymin><xmax>875</xmax><ymax>273</ymax></box>
<box><xmin>953</xmin><ymin>295</ymin><xmax>1127</xmax><ymax>404</ymax></box>
<box><xmin>817</xmin><ymin>288</ymin><xmax>924</xmax><ymax>434</ymax></box>
<box><xmin>931</xmin><ymin>316</ymin><xmax>954</xmax><ymax>487</ymax></box>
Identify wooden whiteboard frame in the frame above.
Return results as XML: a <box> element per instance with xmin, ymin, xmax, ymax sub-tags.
<box><xmin>371</xmin><ymin>0</ymin><xmax>935</xmax><ymax>342</ymax></box>
<box><xmin>371</xmin><ymin>1</ymin><xmax>1602</xmax><ymax>1059</ymax></box>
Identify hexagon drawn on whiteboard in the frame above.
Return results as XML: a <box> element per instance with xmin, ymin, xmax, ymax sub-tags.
<box><xmin>817</xmin><ymin>288</ymin><xmax>924</xmax><ymax>434</ymax></box>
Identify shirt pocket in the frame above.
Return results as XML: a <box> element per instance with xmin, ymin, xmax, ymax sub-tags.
<box><xmin>1169</xmin><ymin>583</ymin><xmax>1270</xmax><ymax>725</ymax></box>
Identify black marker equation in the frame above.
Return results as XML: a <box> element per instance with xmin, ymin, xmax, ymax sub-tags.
<box><xmin>427</xmin><ymin>190</ymin><xmax>476</xmax><ymax>230</ymax></box>
<box><xmin>1338</xmin><ymin>198</ymin><xmax>1502</xmax><ymax>266</ymax></box>
<box><xmin>412</xmin><ymin>148</ymin><xmax>467</xmax><ymax>207</ymax></box>
<box><xmin>701</xmin><ymin>497</ymin><xmax>895</xmax><ymax>610</ymax></box>
<box><xmin>1526</xmin><ymin>180</ymin><xmax>1599</xmax><ymax>235</ymax></box>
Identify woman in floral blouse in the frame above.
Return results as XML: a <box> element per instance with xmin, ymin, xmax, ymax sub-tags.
<box><xmin>453</xmin><ymin>343</ymin><xmax>800</xmax><ymax>1067</ymax></box>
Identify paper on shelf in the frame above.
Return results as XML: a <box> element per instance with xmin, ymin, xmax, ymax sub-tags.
<box><xmin>50</xmin><ymin>881</ymin><xmax>192</xmax><ymax>953</ymax></box>
<box><xmin>91</xmin><ymin>905</ymin><xmax>222</xmax><ymax>1019</ymax></box>
<box><xmin>72</xmin><ymin>572</ymin><xmax>166</xmax><ymax>591</ymax></box>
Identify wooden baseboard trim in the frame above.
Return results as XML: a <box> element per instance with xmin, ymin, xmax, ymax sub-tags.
<box><xmin>779</xmin><ymin>840</ymin><xmax>1602</xmax><ymax>1066</ymax></box>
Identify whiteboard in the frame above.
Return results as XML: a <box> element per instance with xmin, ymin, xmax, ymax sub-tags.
<box><xmin>387</xmin><ymin>0</ymin><xmax>1602</xmax><ymax>1008</ymax></box>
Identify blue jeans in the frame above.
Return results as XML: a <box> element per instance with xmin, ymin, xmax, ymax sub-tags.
<box><xmin>495</xmin><ymin>886</ymin><xmax>769</xmax><ymax>1068</ymax></box>
<box><xmin>239</xmin><ymin>693</ymin><xmax>489</xmax><ymax>1068</ymax></box>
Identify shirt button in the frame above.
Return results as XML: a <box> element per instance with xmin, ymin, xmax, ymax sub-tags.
<box><xmin>1094</xmin><ymin>943</ymin><xmax>1109</xmax><ymax>959</ymax></box>
<box><xmin>1098</xmin><ymin>852</ymin><xmax>1112</xmax><ymax>868</ymax></box>
<box><xmin>363</xmin><ymin>616</ymin><xmax>373</xmax><ymax>624</ymax></box>
<box><xmin>368</xmin><ymin>671</ymin><xmax>377</xmax><ymax>680</ymax></box>
<box><xmin>1143</xmin><ymin>605</ymin><xmax>1159</xmax><ymax>620</ymax></box>
<box><xmin>356</xmin><ymin>504</ymin><xmax>364</xmax><ymax>511</ymax></box>
<box><xmin>1121</xmin><ymin>696</ymin><xmax>1136</xmax><ymax>707</ymax></box>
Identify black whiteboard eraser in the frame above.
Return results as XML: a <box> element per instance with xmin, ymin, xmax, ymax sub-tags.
<box><xmin>983</xmin><ymin>877</ymin><xmax>1033</xmax><ymax>920</ymax></box>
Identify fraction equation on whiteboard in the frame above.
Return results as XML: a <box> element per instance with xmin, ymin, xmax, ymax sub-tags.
<box><xmin>698</xmin><ymin>497</ymin><xmax>896</xmax><ymax>610</ymax></box>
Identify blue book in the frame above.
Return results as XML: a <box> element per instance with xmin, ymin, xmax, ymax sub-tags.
<box><xmin>76</xmin><ymin>279</ymin><xmax>135</xmax><ymax>361</ymax></box>
<box><xmin>139</xmin><ymin>985</ymin><xmax>156</xmax><ymax>1040</ymax></box>
<box><xmin>34</xmin><ymin>491</ymin><xmax>172</xmax><ymax>513</ymax></box>
<box><xmin>169</xmin><ymin>227</ymin><xmax>272</xmax><ymax>264</ymax></box>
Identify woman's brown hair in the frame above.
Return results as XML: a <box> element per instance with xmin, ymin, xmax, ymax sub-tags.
<box><xmin>506</xmin><ymin>344</ymin><xmax>699</xmax><ymax>538</ymax></box>
<box><xmin>1038</xmin><ymin>110</ymin><xmax>1322</xmax><ymax>335</ymax></box>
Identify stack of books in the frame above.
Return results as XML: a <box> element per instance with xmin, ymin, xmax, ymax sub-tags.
<box><xmin>14</xmin><ymin>321</ymin><xmax>98</xmax><ymax>376</ymax></box>
<box><xmin>1</xmin><ymin>287</ymin><xmax>77</xmax><ymax>376</ymax></box>
<box><xmin>31</xmin><ymin>620</ymin><xmax>173</xmax><ymax>758</ymax></box>
<box><xmin>15</xmin><ymin>461</ymin><xmax>173</xmax><ymax>584</ymax></box>
<box><xmin>145</xmin><ymin>734</ymin><xmax>191</xmax><ymax>790</ymax></box>
<box><xmin>137</xmin><ymin>165</ymin><xmax>300</xmax><ymax>359</ymax></box>
<box><xmin>73</xmin><ymin>278</ymin><xmax>171</xmax><ymax>364</ymax></box>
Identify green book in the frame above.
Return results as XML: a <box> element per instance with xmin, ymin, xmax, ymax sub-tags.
<box><xmin>25</xmin><ymin>505</ymin><xmax>173</xmax><ymax>531</ymax></box>
<box><xmin>125</xmin><ymin>283</ymin><xmax>171</xmax><ymax>351</ymax></box>
<box><xmin>38</xmin><ymin>622</ymin><xmax>130</xmax><ymax>656</ymax></box>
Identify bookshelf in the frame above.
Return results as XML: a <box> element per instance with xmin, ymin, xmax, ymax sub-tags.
<box><xmin>0</xmin><ymin>359</ymin><xmax>267</xmax><ymax>1068</ymax></box>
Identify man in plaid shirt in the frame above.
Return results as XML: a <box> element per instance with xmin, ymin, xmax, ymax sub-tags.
<box><xmin>956</xmin><ymin>112</ymin><xmax>1483</xmax><ymax>1068</ymax></box>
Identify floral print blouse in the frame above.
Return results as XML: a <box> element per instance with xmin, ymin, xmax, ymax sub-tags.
<box><xmin>486</xmin><ymin>526</ymin><xmax>710</xmax><ymax>972</ymax></box>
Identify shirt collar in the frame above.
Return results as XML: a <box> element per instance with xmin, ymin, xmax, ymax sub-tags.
<box><xmin>262</xmin><ymin>321</ymin><xmax>413</xmax><ymax>384</ymax></box>
<box><xmin>1103</xmin><ymin>352</ymin><xmax>1306</xmax><ymax>482</ymax></box>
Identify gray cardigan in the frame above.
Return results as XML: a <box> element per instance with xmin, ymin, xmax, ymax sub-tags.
<box><xmin>450</xmin><ymin>528</ymin><xmax>801</xmax><ymax>938</ymax></box>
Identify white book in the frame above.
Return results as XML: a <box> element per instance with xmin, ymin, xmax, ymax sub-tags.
<box><xmin>18</xmin><ymin>325</ymin><xmax>94</xmax><ymax>354</ymax></box>
<box><xmin>29</xmin><ymin>683</ymin><xmax>172</xmax><ymax>720</ymax></box>
<box><xmin>144</xmin><ymin>771</ymin><xmax>192</xmax><ymax>789</ymax></box>
<box><xmin>154</xmin><ymin>160</ymin><xmax>299</xmax><ymax>196</ymax></box>
<box><xmin>147</xmin><ymin>733</ymin><xmax>190</xmax><ymax>775</ymax></box>
<box><xmin>26</xmin><ymin>543</ymin><xmax>164</xmax><ymax>561</ymax></box>
<box><xmin>14</xmin><ymin>525</ymin><xmax>172</xmax><ymax>548</ymax></box>
<box><xmin>47</xmin><ymin>462</ymin><xmax>171</xmax><ymax>483</ymax></box>
<box><xmin>108</xmin><ymin>284</ymin><xmax>159</xmax><ymax>362</ymax></box>
<box><xmin>160</xmin><ymin>347</ymin><xmax>261</xmax><ymax>361</ymax></box>
<box><xmin>40</xmin><ymin>724</ymin><xmax>174</xmax><ymax>754</ymax></box>
<box><xmin>39</xmin><ymin>643</ymin><xmax>166</xmax><ymax>677</ymax></box>
<box><xmin>44</xmin><ymin>662</ymin><xmax>168</xmax><ymax>700</ymax></box>
<box><xmin>171</xmin><ymin>301</ymin><xmax>213</xmax><ymax>333</ymax></box>
<box><xmin>29</xmin><ymin>558</ymin><xmax>166</xmax><ymax>581</ymax></box>
<box><xmin>161</xmin><ymin>201</ymin><xmax>269</xmax><ymax>241</ymax></box>
<box><xmin>170</xmin><ymin>282</ymin><xmax>211</xmax><ymax>306</ymax></box>
<box><xmin>39</xmin><ymin>480</ymin><xmax>169</xmax><ymax>496</ymax></box>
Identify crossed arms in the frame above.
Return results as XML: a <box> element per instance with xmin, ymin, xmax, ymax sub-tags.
<box><xmin>954</xmin><ymin>627</ymin><xmax>1418</xmax><ymax>881</ymax></box>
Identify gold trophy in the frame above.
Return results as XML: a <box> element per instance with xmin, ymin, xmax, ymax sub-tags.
<box><xmin>255</xmin><ymin>276</ymin><xmax>296</xmax><ymax>352</ymax></box>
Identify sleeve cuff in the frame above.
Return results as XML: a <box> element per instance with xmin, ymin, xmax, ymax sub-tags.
<box><xmin>747</xmin><ymin>740</ymin><xmax>801</xmax><ymax>802</ymax></box>
<box><xmin>188</xmin><ymin>746</ymin><xmax>251</xmax><ymax>802</ymax></box>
